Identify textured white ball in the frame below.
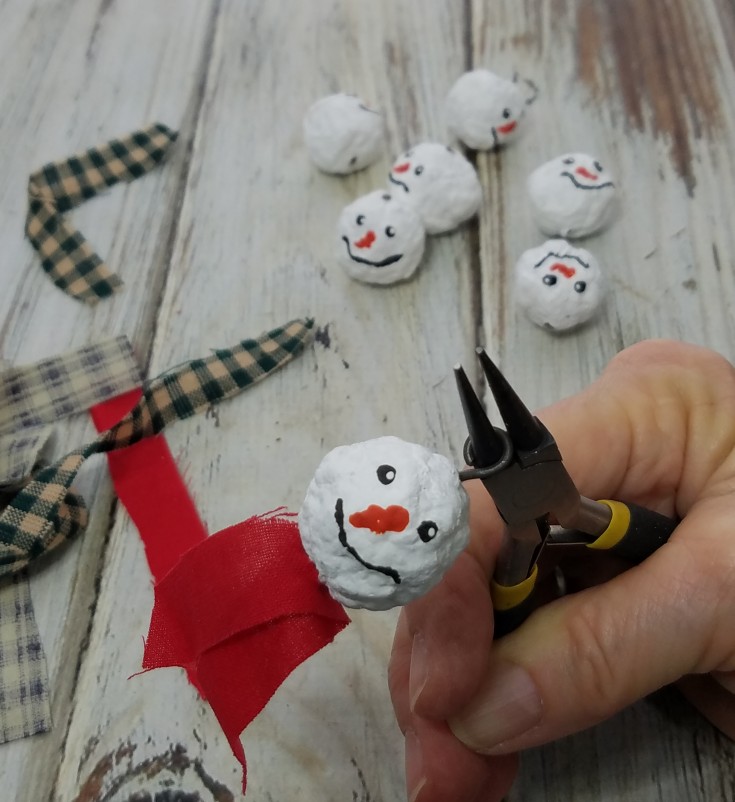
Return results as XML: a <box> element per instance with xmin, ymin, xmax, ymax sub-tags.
<box><xmin>515</xmin><ymin>239</ymin><xmax>605</xmax><ymax>332</ymax></box>
<box><xmin>336</xmin><ymin>190</ymin><xmax>426</xmax><ymax>285</ymax></box>
<box><xmin>446</xmin><ymin>69</ymin><xmax>526</xmax><ymax>150</ymax></box>
<box><xmin>388</xmin><ymin>143</ymin><xmax>482</xmax><ymax>234</ymax></box>
<box><xmin>303</xmin><ymin>93</ymin><xmax>384</xmax><ymax>174</ymax></box>
<box><xmin>527</xmin><ymin>153</ymin><xmax>616</xmax><ymax>238</ymax></box>
<box><xmin>298</xmin><ymin>436</ymin><xmax>469</xmax><ymax>610</ymax></box>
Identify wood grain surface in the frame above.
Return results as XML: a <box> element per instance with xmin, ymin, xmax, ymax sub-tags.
<box><xmin>0</xmin><ymin>0</ymin><xmax>734</xmax><ymax>800</ymax></box>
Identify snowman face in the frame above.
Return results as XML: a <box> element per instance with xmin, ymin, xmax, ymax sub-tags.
<box><xmin>388</xmin><ymin>142</ymin><xmax>482</xmax><ymax>234</ymax></box>
<box><xmin>303</xmin><ymin>93</ymin><xmax>384</xmax><ymax>174</ymax></box>
<box><xmin>527</xmin><ymin>153</ymin><xmax>616</xmax><ymax>238</ymax></box>
<box><xmin>336</xmin><ymin>190</ymin><xmax>425</xmax><ymax>285</ymax></box>
<box><xmin>515</xmin><ymin>239</ymin><xmax>605</xmax><ymax>332</ymax></box>
<box><xmin>556</xmin><ymin>154</ymin><xmax>614</xmax><ymax>191</ymax></box>
<box><xmin>446</xmin><ymin>70</ymin><xmax>526</xmax><ymax>150</ymax></box>
<box><xmin>298</xmin><ymin>436</ymin><xmax>469</xmax><ymax>610</ymax></box>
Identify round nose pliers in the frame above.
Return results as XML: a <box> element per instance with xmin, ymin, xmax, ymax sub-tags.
<box><xmin>454</xmin><ymin>349</ymin><xmax>679</xmax><ymax>638</ymax></box>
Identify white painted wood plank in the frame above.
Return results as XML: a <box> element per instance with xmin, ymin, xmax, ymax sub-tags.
<box><xmin>57</xmin><ymin>1</ymin><xmax>476</xmax><ymax>800</ymax></box>
<box><xmin>471</xmin><ymin>1</ymin><xmax>735</xmax><ymax>800</ymax></box>
<box><xmin>0</xmin><ymin>1</ymin><xmax>216</xmax><ymax>799</ymax></box>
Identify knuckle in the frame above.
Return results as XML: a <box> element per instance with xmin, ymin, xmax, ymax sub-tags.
<box><xmin>562</xmin><ymin>602</ymin><xmax>625</xmax><ymax>720</ymax></box>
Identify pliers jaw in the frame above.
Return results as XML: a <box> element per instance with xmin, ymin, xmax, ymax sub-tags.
<box><xmin>455</xmin><ymin>349</ymin><xmax>581</xmax><ymax>585</ymax></box>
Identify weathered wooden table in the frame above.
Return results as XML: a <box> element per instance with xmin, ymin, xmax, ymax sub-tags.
<box><xmin>1</xmin><ymin>1</ymin><xmax>735</xmax><ymax>800</ymax></box>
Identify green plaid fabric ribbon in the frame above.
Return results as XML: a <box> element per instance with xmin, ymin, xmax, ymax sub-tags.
<box><xmin>0</xmin><ymin>337</ymin><xmax>142</xmax><ymax>744</ymax></box>
<box><xmin>25</xmin><ymin>123</ymin><xmax>178</xmax><ymax>304</ymax></box>
<box><xmin>0</xmin><ymin>319</ymin><xmax>314</xmax><ymax>577</ymax></box>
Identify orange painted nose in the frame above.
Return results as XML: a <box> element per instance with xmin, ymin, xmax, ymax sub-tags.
<box><xmin>393</xmin><ymin>162</ymin><xmax>410</xmax><ymax>173</ymax></box>
<box><xmin>550</xmin><ymin>262</ymin><xmax>576</xmax><ymax>278</ymax></box>
<box><xmin>497</xmin><ymin>120</ymin><xmax>517</xmax><ymax>135</ymax></box>
<box><xmin>355</xmin><ymin>230</ymin><xmax>376</xmax><ymax>249</ymax></box>
<box><xmin>349</xmin><ymin>504</ymin><xmax>409</xmax><ymax>534</ymax></box>
<box><xmin>575</xmin><ymin>166</ymin><xmax>597</xmax><ymax>181</ymax></box>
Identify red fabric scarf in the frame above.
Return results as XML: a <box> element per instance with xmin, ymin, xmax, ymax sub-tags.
<box><xmin>91</xmin><ymin>394</ymin><xmax>350</xmax><ymax>793</ymax></box>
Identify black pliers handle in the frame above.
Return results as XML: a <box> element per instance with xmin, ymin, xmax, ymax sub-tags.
<box><xmin>455</xmin><ymin>349</ymin><xmax>678</xmax><ymax>639</ymax></box>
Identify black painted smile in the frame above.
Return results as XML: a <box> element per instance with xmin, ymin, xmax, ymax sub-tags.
<box><xmin>560</xmin><ymin>171</ymin><xmax>615</xmax><ymax>191</ymax></box>
<box><xmin>342</xmin><ymin>236</ymin><xmax>403</xmax><ymax>268</ymax></box>
<box><xmin>388</xmin><ymin>173</ymin><xmax>410</xmax><ymax>192</ymax></box>
<box><xmin>335</xmin><ymin>498</ymin><xmax>401</xmax><ymax>584</ymax></box>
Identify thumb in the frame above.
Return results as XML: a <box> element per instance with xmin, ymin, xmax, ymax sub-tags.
<box><xmin>448</xmin><ymin>498</ymin><xmax>735</xmax><ymax>754</ymax></box>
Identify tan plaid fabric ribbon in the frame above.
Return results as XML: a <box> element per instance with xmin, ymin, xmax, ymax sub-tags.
<box><xmin>25</xmin><ymin>123</ymin><xmax>178</xmax><ymax>304</ymax></box>
<box><xmin>0</xmin><ymin>575</ymin><xmax>52</xmax><ymax>742</ymax></box>
<box><xmin>0</xmin><ymin>337</ymin><xmax>141</xmax><ymax>487</ymax></box>
<box><xmin>0</xmin><ymin>318</ymin><xmax>314</xmax><ymax>577</ymax></box>
<box><xmin>0</xmin><ymin>337</ymin><xmax>141</xmax><ymax>743</ymax></box>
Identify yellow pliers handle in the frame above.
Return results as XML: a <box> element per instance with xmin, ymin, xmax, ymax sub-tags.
<box><xmin>491</xmin><ymin>500</ymin><xmax>678</xmax><ymax>639</ymax></box>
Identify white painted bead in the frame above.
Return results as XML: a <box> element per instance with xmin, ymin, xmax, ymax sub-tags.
<box><xmin>303</xmin><ymin>93</ymin><xmax>384</xmax><ymax>174</ymax></box>
<box><xmin>336</xmin><ymin>190</ymin><xmax>425</xmax><ymax>285</ymax></box>
<box><xmin>446</xmin><ymin>69</ymin><xmax>526</xmax><ymax>150</ymax></box>
<box><xmin>388</xmin><ymin>143</ymin><xmax>482</xmax><ymax>234</ymax></box>
<box><xmin>515</xmin><ymin>239</ymin><xmax>606</xmax><ymax>332</ymax></box>
<box><xmin>298</xmin><ymin>436</ymin><xmax>469</xmax><ymax>610</ymax></box>
<box><xmin>527</xmin><ymin>153</ymin><xmax>616</xmax><ymax>238</ymax></box>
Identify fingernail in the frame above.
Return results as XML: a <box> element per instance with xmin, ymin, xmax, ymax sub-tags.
<box><xmin>405</xmin><ymin>728</ymin><xmax>427</xmax><ymax>802</ymax></box>
<box><xmin>409</xmin><ymin>633</ymin><xmax>428</xmax><ymax>712</ymax></box>
<box><xmin>452</xmin><ymin>661</ymin><xmax>542</xmax><ymax>752</ymax></box>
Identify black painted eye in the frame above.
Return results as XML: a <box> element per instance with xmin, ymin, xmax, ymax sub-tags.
<box><xmin>446</xmin><ymin>145</ymin><xmax>455</xmax><ymax>153</ymax></box>
<box><xmin>594</xmin><ymin>161</ymin><xmax>603</xmax><ymax>172</ymax></box>
<box><xmin>349</xmin><ymin>156</ymin><xmax>358</xmax><ymax>166</ymax></box>
<box><xmin>356</xmin><ymin>214</ymin><xmax>365</xmax><ymax>225</ymax></box>
<box><xmin>502</xmin><ymin>107</ymin><xmax>511</xmax><ymax>119</ymax></box>
<box><xmin>414</xmin><ymin>165</ymin><xmax>424</xmax><ymax>176</ymax></box>
<box><xmin>418</xmin><ymin>521</ymin><xmax>438</xmax><ymax>543</ymax></box>
<box><xmin>543</xmin><ymin>274</ymin><xmax>557</xmax><ymax>286</ymax></box>
<box><xmin>562</xmin><ymin>156</ymin><xmax>575</xmax><ymax>165</ymax></box>
<box><xmin>382</xmin><ymin>193</ymin><xmax>391</xmax><ymax>201</ymax></box>
<box><xmin>377</xmin><ymin>464</ymin><xmax>396</xmax><ymax>485</ymax></box>
<box><xmin>574</xmin><ymin>281</ymin><xmax>587</xmax><ymax>293</ymax></box>
<box><xmin>385</xmin><ymin>226</ymin><xmax>396</xmax><ymax>237</ymax></box>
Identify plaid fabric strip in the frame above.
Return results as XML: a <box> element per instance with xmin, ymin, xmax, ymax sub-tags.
<box><xmin>24</xmin><ymin>200</ymin><xmax>123</xmax><ymax>303</ymax></box>
<box><xmin>0</xmin><ymin>337</ymin><xmax>139</xmax><ymax>435</ymax></box>
<box><xmin>0</xmin><ymin>428</ymin><xmax>55</xmax><ymax>489</ymax></box>
<box><xmin>25</xmin><ymin>123</ymin><xmax>178</xmax><ymax>304</ymax></box>
<box><xmin>0</xmin><ymin>337</ymin><xmax>142</xmax><ymax>744</ymax></box>
<box><xmin>0</xmin><ymin>574</ymin><xmax>51</xmax><ymax>742</ymax></box>
<box><xmin>0</xmin><ymin>318</ymin><xmax>314</xmax><ymax>576</ymax></box>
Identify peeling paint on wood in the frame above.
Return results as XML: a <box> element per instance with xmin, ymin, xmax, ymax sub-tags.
<box><xmin>73</xmin><ymin>742</ymin><xmax>234</xmax><ymax>802</ymax></box>
<box><xmin>573</xmin><ymin>0</ymin><xmax>725</xmax><ymax>194</ymax></box>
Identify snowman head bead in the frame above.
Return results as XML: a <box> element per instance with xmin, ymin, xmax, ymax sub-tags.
<box><xmin>388</xmin><ymin>143</ymin><xmax>482</xmax><ymax>234</ymax></box>
<box><xmin>445</xmin><ymin>69</ymin><xmax>526</xmax><ymax>150</ymax></box>
<box><xmin>303</xmin><ymin>93</ymin><xmax>384</xmax><ymax>174</ymax></box>
<box><xmin>336</xmin><ymin>190</ymin><xmax>425</xmax><ymax>285</ymax></box>
<box><xmin>298</xmin><ymin>436</ymin><xmax>469</xmax><ymax>610</ymax></box>
<box><xmin>527</xmin><ymin>153</ymin><xmax>616</xmax><ymax>238</ymax></box>
<box><xmin>515</xmin><ymin>239</ymin><xmax>605</xmax><ymax>332</ymax></box>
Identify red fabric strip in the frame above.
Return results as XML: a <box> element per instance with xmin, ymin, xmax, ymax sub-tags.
<box><xmin>142</xmin><ymin>512</ymin><xmax>350</xmax><ymax>793</ymax></box>
<box><xmin>90</xmin><ymin>389</ymin><xmax>208</xmax><ymax>579</ymax></box>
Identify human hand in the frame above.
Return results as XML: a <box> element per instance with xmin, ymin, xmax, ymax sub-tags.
<box><xmin>388</xmin><ymin>340</ymin><xmax>735</xmax><ymax>802</ymax></box>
